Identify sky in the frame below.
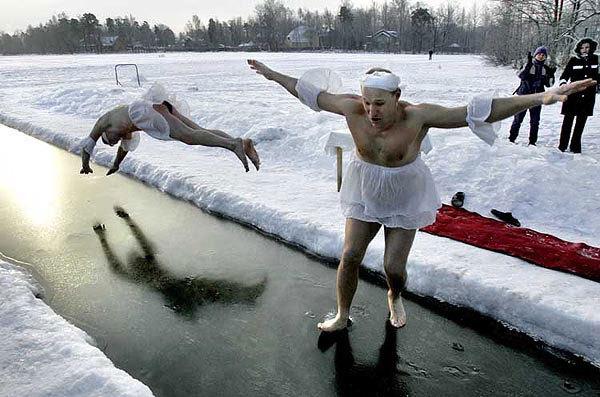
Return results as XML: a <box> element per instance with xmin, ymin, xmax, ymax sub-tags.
<box><xmin>0</xmin><ymin>0</ymin><xmax>477</xmax><ymax>35</ymax></box>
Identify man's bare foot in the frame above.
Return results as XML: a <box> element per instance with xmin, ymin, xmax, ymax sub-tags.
<box><xmin>317</xmin><ymin>314</ymin><xmax>349</xmax><ymax>332</ymax></box>
<box><xmin>164</xmin><ymin>101</ymin><xmax>184</xmax><ymax>118</ymax></box>
<box><xmin>243</xmin><ymin>139</ymin><xmax>260</xmax><ymax>171</ymax></box>
<box><xmin>387</xmin><ymin>290</ymin><xmax>407</xmax><ymax>328</ymax></box>
<box><xmin>152</xmin><ymin>103</ymin><xmax>170</xmax><ymax>116</ymax></box>
<box><xmin>233</xmin><ymin>138</ymin><xmax>249</xmax><ymax>172</ymax></box>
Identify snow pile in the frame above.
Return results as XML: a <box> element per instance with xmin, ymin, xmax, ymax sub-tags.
<box><xmin>0</xmin><ymin>259</ymin><xmax>153</xmax><ymax>397</ymax></box>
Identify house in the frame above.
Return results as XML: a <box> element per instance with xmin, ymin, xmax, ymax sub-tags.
<box><xmin>447</xmin><ymin>42</ymin><xmax>462</xmax><ymax>53</ymax></box>
<box><xmin>237</xmin><ymin>41</ymin><xmax>260</xmax><ymax>51</ymax></box>
<box><xmin>318</xmin><ymin>27</ymin><xmax>335</xmax><ymax>49</ymax></box>
<box><xmin>101</xmin><ymin>36</ymin><xmax>118</xmax><ymax>48</ymax></box>
<box><xmin>100</xmin><ymin>36</ymin><xmax>126</xmax><ymax>52</ymax></box>
<box><xmin>286</xmin><ymin>25</ymin><xmax>318</xmax><ymax>49</ymax></box>
<box><xmin>366</xmin><ymin>29</ymin><xmax>399</xmax><ymax>52</ymax></box>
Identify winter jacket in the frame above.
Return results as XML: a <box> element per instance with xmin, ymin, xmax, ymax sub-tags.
<box><xmin>559</xmin><ymin>38</ymin><xmax>599</xmax><ymax>116</ymax></box>
<box><xmin>515</xmin><ymin>59</ymin><xmax>555</xmax><ymax>95</ymax></box>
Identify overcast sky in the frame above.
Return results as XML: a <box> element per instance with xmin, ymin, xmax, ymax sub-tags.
<box><xmin>0</xmin><ymin>0</ymin><xmax>477</xmax><ymax>34</ymax></box>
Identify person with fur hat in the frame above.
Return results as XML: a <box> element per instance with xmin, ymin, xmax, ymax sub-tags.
<box><xmin>509</xmin><ymin>46</ymin><xmax>556</xmax><ymax>145</ymax></box>
<box><xmin>558</xmin><ymin>37</ymin><xmax>599</xmax><ymax>153</ymax></box>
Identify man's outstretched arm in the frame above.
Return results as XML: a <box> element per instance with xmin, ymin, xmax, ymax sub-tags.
<box><xmin>486</xmin><ymin>79</ymin><xmax>595</xmax><ymax>122</ymax></box>
<box><xmin>422</xmin><ymin>78</ymin><xmax>597</xmax><ymax>129</ymax></box>
<box><xmin>247</xmin><ymin>59</ymin><xmax>359</xmax><ymax>116</ymax></box>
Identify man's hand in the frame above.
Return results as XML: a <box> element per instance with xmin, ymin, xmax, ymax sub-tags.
<box><xmin>114</xmin><ymin>206</ymin><xmax>129</xmax><ymax>218</ymax></box>
<box><xmin>542</xmin><ymin>78</ymin><xmax>597</xmax><ymax>105</ymax></box>
<box><xmin>527</xmin><ymin>51</ymin><xmax>532</xmax><ymax>63</ymax></box>
<box><xmin>80</xmin><ymin>165</ymin><xmax>93</xmax><ymax>174</ymax></box>
<box><xmin>247</xmin><ymin>59</ymin><xmax>276</xmax><ymax>80</ymax></box>
<box><xmin>106</xmin><ymin>167</ymin><xmax>119</xmax><ymax>176</ymax></box>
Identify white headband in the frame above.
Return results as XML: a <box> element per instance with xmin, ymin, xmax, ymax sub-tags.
<box><xmin>360</xmin><ymin>71</ymin><xmax>400</xmax><ymax>92</ymax></box>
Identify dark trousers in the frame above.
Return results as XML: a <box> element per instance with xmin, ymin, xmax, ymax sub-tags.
<box><xmin>559</xmin><ymin>114</ymin><xmax>588</xmax><ymax>153</ymax></box>
<box><xmin>509</xmin><ymin>105</ymin><xmax>541</xmax><ymax>144</ymax></box>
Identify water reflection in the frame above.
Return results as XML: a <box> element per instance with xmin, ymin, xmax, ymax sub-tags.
<box><xmin>0</xmin><ymin>127</ymin><xmax>60</xmax><ymax>227</ymax></box>
<box><xmin>318</xmin><ymin>322</ymin><xmax>411</xmax><ymax>397</ymax></box>
<box><xmin>93</xmin><ymin>206</ymin><xmax>266</xmax><ymax>318</ymax></box>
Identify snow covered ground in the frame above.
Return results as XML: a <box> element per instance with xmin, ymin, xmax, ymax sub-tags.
<box><xmin>0</xmin><ymin>52</ymin><xmax>599</xmax><ymax>371</ymax></box>
<box><xmin>0</xmin><ymin>258</ymin><xmax>153</xmax><ymax>396</ymax></box>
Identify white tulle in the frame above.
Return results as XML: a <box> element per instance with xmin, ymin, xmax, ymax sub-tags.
<box><xmin>340</xmin><ymin>154</ymin><xmax>441</xmax><ymax>229</ymax></box>
<box><xmin>466</xmin><ymin>93</ymin><xmax>500</xmax><ymax>146</ymax></box>
<box><xmin>141</xmin><ymin>82</ymin><xmax>191</xmax><ymax>117</ymax></box>
<box><xmin>120</xmin><ymin>132</ymin><xmax>141</xmax><ymax>152</ymax></box>
<box><xmin>128</xmin><ymin>100</ymin><xmax>172</xmax><ymax>141</ymax></box>
<box><xmin>81</xmin><ymin>136</ymin><xmax>96</xmax><ymax>155</ymax></box>
<box><xmin>295</xmin><ymin>68</ymin><xmax>343</xmax><ymax>111</ymax></box>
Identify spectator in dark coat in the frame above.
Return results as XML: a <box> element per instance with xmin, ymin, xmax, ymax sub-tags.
<box><xmin>509</xmin><ymin>46</ymin><xmax>556</xmax><ymax>145</ymax></box>
<box><xmin>558</xmin><ymin>37</ymin><xmax>599</xmax><ymax>153</ymax></box>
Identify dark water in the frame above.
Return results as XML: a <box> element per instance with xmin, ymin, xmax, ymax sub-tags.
<box><xmin>0</xmin><ymin>126</ymin><xmax>598</xmax><ymax>397</ymax></box>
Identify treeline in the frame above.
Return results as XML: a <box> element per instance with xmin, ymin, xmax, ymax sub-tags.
<box><xmin>1</xmin><ymin>0</ymin><xmax>598</xmax><ymax>65</ymax></box>
<box><xmin>485</xmin><ymin>0</ymin><xmax>600</xmax><ymax>65</ymax></box>
<box><xmin>0</xmin><ymin>13</ymin><xmax>176</xmax><ymax>54</ymax></box>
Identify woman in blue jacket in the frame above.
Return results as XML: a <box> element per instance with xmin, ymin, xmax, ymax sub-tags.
<box><xmin>509</xmin><ymin>46</ymin><xmax>556</xmax><ymax>145</ymax></box>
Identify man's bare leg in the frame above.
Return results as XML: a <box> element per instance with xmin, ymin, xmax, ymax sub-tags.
<box><xmin>167</xmin><ymin>104</ymin><xmax>260</xmax><ymax>170</ymax></box>
<box><xmin>383</xmin><ymin>227</ymin><xmax>416</xmax><ymax>328</ymax></box>
<box><xmin>318</xmin><ymin>218</ymin><xmax>381</xmax><ymax>332</ymax></box>
<box><xmin>152</xmin><ymin>104</ymin><xmax>249</xmax><ymax>172</ymax></box>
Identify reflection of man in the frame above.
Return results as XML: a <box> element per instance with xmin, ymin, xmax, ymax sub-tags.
<box><xmin>93</xmin><ymin>206</ymin><xmax>266</xmax><ymax>317</ymax></box>
<box><xmin>80</xmin><ymin>100</ymin><xmax>260</xmax><ymax>176</ymax></box>
<box><xmin>318</xmin><ymin>322</ymin><xmax>407</xmax><ymax>395</ymax></box>
<box><xmin>248</xmin><ymin>58</ymin><xmax>596</xmax><ymax>332</ymax></box>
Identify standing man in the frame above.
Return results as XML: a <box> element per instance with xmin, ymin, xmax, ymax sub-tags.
<box><xmin>558</xmin><ymin>38</ymin><xmax>599</xmax><ymax>153</ymax></box>
<box><xmin>80</xmin><ymin>100</ymin><xmax>260</xmax><ymax>175</ymax></box>
<box><xmin>509</xmin><ymin>46</ymin><xmax>556</xmax><ymax>145</ymax></box>
<box><xmin>248</xmin><ymin>59</ymin><xmax>595</xmax><ymax>332</ymax></box>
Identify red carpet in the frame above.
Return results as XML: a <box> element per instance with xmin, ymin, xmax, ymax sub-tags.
<box><xmin>421</xmin><ymin>205</ymin><xmax>600</xmax><ymax>282</ymax></box>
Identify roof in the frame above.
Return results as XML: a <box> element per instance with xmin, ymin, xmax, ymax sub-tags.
<box><xmin>287</xmin><ymin>25</ymin><xmax>313</xmax><ymax>43</ymax></box>
<box><xmin>367</xmin><ymin>29</ymin><xmax>399</xmax><ymax>39</ymax></box>
<box><xmin>100</xmin><ymin>36</ymin><xmax>119</xmax><ymax>47</ymax></box>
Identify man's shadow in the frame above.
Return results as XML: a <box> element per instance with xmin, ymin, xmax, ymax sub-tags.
<box><xmin>93</xmin><ymin>206</ymin><xmax>267</xmax><ymax>319</ymax></box>
<box><xmin>318</xmin><ymin>321</ymin><xmax>411</xmax><ymax>396</ymax></box>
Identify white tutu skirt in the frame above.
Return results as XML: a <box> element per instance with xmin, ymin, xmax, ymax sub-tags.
<box><xmin>340</xmin><ymin>154</ymin><xmax>441</xmax><ymax>229</ymax></box>
<box><xmin>128</xmin><ymin>100</ymin><xmax>172</xmax><ymax>141</ymax></box>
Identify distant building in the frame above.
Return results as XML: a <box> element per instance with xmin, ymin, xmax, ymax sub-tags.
<box><xmin>318</xmin><ymin>27</ymin><xmax>335</xmax><ymax>49</ymax></box>
<box><xmin>447</xmin><ymin>43</ymin><xmax>463</xmax><ymax>53</ymax></box>
<box><xmin>366</xmin><ymin>29</ymin><xmax>399</xmax><ymax>52</ymax></box>
<box><xmin>237</xmin><ymin>41</ymin><xmax>260</xmax><ymax>51</ymax></box>
<box><xmin>100</xmin><ymin>36</ymin><xmax>126</xmax><ymax>52</ymax></box>
<box><xmin>286</xmin><ymin>26</ymin><xmax>318</xmax><ymax>49</ymax></box>
<box><xmin>100</xmin><ymin>36</ymin><xmax>118</xmax><ymax>47</ymax></box>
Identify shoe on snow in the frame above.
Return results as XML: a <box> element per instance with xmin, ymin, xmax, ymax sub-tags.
<box><xmin>490</xmin><ymin>209</ymin><xmax>521</xmax><ymax>227</ymax></box>
<box><xmin>451</xmin><ymin>192</ymin><xmax>465</xmax><ymax>208</ymax></box>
